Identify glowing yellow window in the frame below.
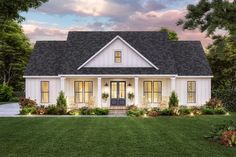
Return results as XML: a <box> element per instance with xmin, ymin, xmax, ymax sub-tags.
<box><xmin>41</xmin><ymin>81</ymin><xmax>49</xmax><ymax>103</ymax></box>
<box><xmin>114</xmin><ymin>51</ymin><xmax>122</xmax><ymax>63</ymax></box>
<box><xmin>187</xmin><ymin>81</ymin><xmax>196</xmax><ymax>103</ymax></box>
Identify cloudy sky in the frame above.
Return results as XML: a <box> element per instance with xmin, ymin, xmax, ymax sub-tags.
<box><xmin>21</xmin><ymin>0</ymin><xmax>212</xmax><ymax>47</ymax></box>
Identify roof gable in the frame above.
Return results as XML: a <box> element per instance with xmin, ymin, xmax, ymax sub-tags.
<box><xmin>79</xmin><ymin>35</ymin><xmax>158</xmax><ymax>69</ymax></box>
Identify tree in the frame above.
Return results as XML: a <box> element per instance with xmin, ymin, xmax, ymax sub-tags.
<box><xmin>177</xmin><ymin>0</ymin><xmax>236</xmax><ymax>38</ymax></box>
<box><xmin>207</xmin><ymin>36</ymin><xmax>236</xmax><ymax>90</ymax></box>
<box><xmin>0</xmin><ymin>0</ymin><xmax>48</xmax><ymax>24</ymax></box>
<box><xmin>168</xmin><ymin>91</ymin><xmax>179</xmax><ymax>108</ymax></box>
<box><xmin>0</xmin><ymin>20</ymin><xmax>32</xmax><ymax>90</ymax></box>
<box><xmin>56</xmin><ymin>91</ymin><xmax>67</xmax><ymax>109</ymax></box>
<box><xmin>160</xmin><ymin>27</ymin><xmax>179</xmax><ymax>41</ymax></box>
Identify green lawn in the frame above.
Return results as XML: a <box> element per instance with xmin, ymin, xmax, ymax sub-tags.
<box><xmin>0</xmin><ymin>114</ymin><xmax>236</xmax><ymax>157</ymax></box>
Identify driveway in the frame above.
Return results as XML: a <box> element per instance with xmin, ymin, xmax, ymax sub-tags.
<box><xmin>0</xmin><ymin>103</ymin><xmax>20</xmax><ymax>115</ymax></box>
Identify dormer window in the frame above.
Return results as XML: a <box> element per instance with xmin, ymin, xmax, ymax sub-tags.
<box><xmin>114</xmin><ymin>51</ymin><xmax>122</xmax><ymax>63</ymax></box>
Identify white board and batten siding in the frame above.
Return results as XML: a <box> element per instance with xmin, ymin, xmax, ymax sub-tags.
<box><xmin>25</xmin><ymin>78</ymin><xmax>61</xmax><ymax>105</ymax></box>
<box><xmin>84</xmin><ymin>38</ymin><xmax>152</xmax><ymax>67</ymax></box>
<box><xmin>175</xmin><ymin>78</ymin><xmax>211</xmax><ymax>106</ymax></box>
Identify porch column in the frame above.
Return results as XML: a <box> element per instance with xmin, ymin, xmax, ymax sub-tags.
<box><xmin>134</xmin><ymin>77</ymin><xmax>139</xmax><ymax>106</ymax></box>
<box><xmin>97</xmin><ymin>77</ymin><xmax>102</xmax><ymax>107</ymax></box>
<box><xmin>170</xmin><ymin>77</ymin><xmax>176</xmax><ymax>92</ymax></box>
<box><xmin>60</xmin><ymin>77</ymin><xmax>65</xmax><ymax>92</ymax></box>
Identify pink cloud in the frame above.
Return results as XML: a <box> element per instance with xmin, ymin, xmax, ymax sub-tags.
<box><xmin>23</xmin><ymin>9</ymin><xmax>212</xmax><ymax>47</ymax></box>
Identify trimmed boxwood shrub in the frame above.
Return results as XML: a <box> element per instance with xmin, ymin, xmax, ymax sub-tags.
<box><xmin>202</xmin><ymin>107</ymin><xmax>215</xmax><ymax>115</ymax></box>
<box><xmin>47</xmin><ymin>105</ymin><xmax>58</xmax><ymax>115</ymax></box>
<box><xmin>127</xmin><ymin>108</ymin><xmax>145</xmax><ymax>117</ymax></box>
<box><xmin>179</xmin><ymin>108</ymin><xmax>191</xmax><ymax>115</ymax></box>
<box><xmin>160</xmin><ymin>108</ymin><xmax>174</xmax><ymax>116</ymax></box>
<box><xmin>20</xmin><ymin>107</ymin><xmax>36</xmax><ymax>115</ymax></box>
<box><xmin>68</xmin><ymin>109</ymin><xmax>80</xmax><ymax>115</ymax></box>
<box><xmin>93</xmin><ymin>108</ymin><xmax>109</xmax><ymax>115</ymax></box>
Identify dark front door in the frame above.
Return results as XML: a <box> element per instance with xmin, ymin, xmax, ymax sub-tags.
<box><xmin>110</xmin><ymin>81</ymin><xmax>126</xmax><ymax>106</ymax></box>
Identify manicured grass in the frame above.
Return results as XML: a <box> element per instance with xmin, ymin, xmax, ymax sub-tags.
<box><xmin>0</xmin><ymin>114</ymin><xmax>236</xmax><ymax>157</ymax></box>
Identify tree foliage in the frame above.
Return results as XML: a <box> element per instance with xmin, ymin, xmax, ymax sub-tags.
<box><xmin>0</xmin><ymin>20</ymin><xmax>32</xmax><ymax>90</ymax></box>
<box><xmin>56</xmin><ymin>91</ymin><xmax>67</xmax><ymax>109</ymax></box>
<box><xmin>207</xmin><ymin>36</ymin><xmax>236</xmax><ymax>90</ymax></box>
<box><xmin>0</xmin><ymin>0</ymin><xmax>48</xmax><ymax>24</ymax></box>
<box><xmin>177</xmin><ymin>0</ymin><xmax>236</xmax><ymax>37</ymax></box>
<box><xmin>160</xmin><ymin>27</ymin><xmax>179</xmax><ymax>41</ymax></box>
<box><xmin>169</xmin><ymin>91</ymin><xmax>179</xmax><ymax>107</ymax></box>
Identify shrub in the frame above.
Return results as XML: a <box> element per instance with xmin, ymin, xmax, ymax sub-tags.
<box><xmin>147</xmin><ymin>110</ymin><xmax>159</xmax><ymax>117</ymax></box>
<box><xmin>93</xmin><ymin>108</ymin><xmax>109</xmax><ymax>115</ymax></box>
<box><xmin>56</xmin><ymin>91</ymin><xmax>67</xmax><ymax>109</ymax></box>
<box><xmin>221</xmin><ymin>131</ymin><xmax>236</xmax><ymax>147</ymax></box>
<box><xmin>205</xmin><ymin>120</ymin><xmax>236</xmax><ymax>142</ymax></box>
<box><xmin>36</xmin><ymin>105</ymin><xmax>47</xmax><ymax>115</ymax></box>
<box><xmin>191</xmin><ymin>107</ymin><xmax>202</xmax><ymax>115</ymax></box>
<box><xmin>47</xmin><ymin>105</ymin><xmax>58</xmax><ymax>115</ymax></box>
<box><xmin>179</xmin><ymin>108</ymin><xmax>191</xmax><ymax>115</ymax></box>
<box><xmin>0</xmin><ymin>84</ymin><xmax>13</xmax><ymax>102</ymax></box>
<box><xmin>201</xmin><ymin>107</ymin><xmax>215</xmax><ymax>115</ymax></box>
<box><xmin>160</xmin><ymin>108</ymin><xmax>174</xmax><ymax>116</ymax></box>
<box><xmin>212</xmin><ymin>89</ymin><xmax>236</xmax><ymax>112</ymax></box>
<box><xmin>205</xmin><ymin>98</ymin><xmax>223</xmax><ymax>109</ymax></box>
<box><xmin>168</xmin><ymin>91</ymin><xmax>179</xmax><ymax>107</ymax></box>
<box><xmin>127</xmin><ymin>108</ymin><xmax>145</xmax><ymax>117</ymax></box>
<box><xmin>80</xmin><ymin>106</ymin><xmax>93</xmax><ymax>115</ymax></box>
<box><xmin>56</xmin><ymin>107</ymin><xmax>67</xmax><ymax>115</ymax></box>
<box><xmin>214</xmin><ymin>107</ymin><xmax>227</xmax><ymax>115</ymax></box>
<box><xmin>68</xmin><ymin>109</ymin><xmax>80</xmax><ymax>115</ymax></box>
<box><xmin>19</xmin><ymin>97</ymin><xmax>37</xmax><ymax>108</ymax></box>
<box><xmin>20</xmin><ymin>107</ymin><xmax>36</xmax><ymax>115</ymax></box>
<box><xmin>10</xmin><ymin>97</ymin><xmax>19</xmax><ymax>102</ymax></box>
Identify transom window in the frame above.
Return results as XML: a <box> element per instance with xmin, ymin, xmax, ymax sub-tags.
<box><xmin>114</xmin><ymin>51</ymin><xmax>122</xmax><ymax>63</ymax></box>
<box><xmin>74</xmin><ymin>81</ymin><xmax>93</xmax><ymax>103</ymax></box>
<box><xmin>41</xmin><ymin>81</ymin><xmax>49</xmax><ymax>103</ymax></box>
<box><xmin>143</xmin><ymin>81</ymin><xmax>162</xmax><ymax>103</ymax></box>
<box><xmin>187</xmin><ymin>81</ymin><xmax>196</xmax><ymax>103</ymax></box>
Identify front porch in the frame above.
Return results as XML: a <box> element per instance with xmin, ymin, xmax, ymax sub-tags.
<box><xmin>60</xmin><ymin>75</ymin><xmax>176</xmax><ymax>109</ymax></box>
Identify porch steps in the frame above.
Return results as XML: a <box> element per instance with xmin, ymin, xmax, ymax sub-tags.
<box><xmin>109</xmin><ymin>106</ymin><xmax>127</xmax><ymax>115</ymax></box>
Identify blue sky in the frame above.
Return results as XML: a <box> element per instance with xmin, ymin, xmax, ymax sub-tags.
<box><xmin>21</xmin><ymin>0</ymin><xmax>212</xmax><ymax>47</ymax></box>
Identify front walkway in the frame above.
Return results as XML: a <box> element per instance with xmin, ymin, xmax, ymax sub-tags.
<box><xmin>0</xmin><ymin>103</ymin><xmax>20</xmax><ymax>116</ymax></box>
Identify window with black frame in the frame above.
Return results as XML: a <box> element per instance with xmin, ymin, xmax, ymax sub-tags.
<box><xmin>144</xmin><ymin>81</ymin><xmax>152</xmax><ymax>103</ymax></box>
<box><xmin>74</xmin><ymin>81</ymin><xmax>93</xmax><ymax>103</ymax></box>
<box><xmin>187</xmin><ymin>81</ymin><xmax>196</xmax><ymax>103</ymax></box>
<box><xmin>41</xmin><ymin>81</ymin><xmax>49</xmax><ymax>103</ymax></box>
<box><xmin>153</xmin><ymin>81</ymin><xmax>162</xmax><ymax>103</ymax></box>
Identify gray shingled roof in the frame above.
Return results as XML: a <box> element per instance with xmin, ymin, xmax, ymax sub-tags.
<box><xmin>25</xmin><ymin>31</ymin><xmax>212</xmax><ymax>76</ymax></box>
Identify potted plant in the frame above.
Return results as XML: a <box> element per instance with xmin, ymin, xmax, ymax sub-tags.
<box><xmin>128</xmin><ymin>92</ymin><xmax>134</xmax><ymax>100</ymax></box>
<box><xmin>102</xmin><ymin>92</ymin><xmax>109</xmax><ymax>101</ymax></box>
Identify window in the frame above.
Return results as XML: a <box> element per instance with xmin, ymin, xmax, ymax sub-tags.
<box><xmin>41</xmin><ymin>81</ymin><xmax>49</xmax><ymax>103</ymax></box>
<box><xmin>153</xmin><ymin>81</ymin><xmax>162</xmax><ymax>103</ymax></box>
<box><xmin>144</xmin><ymin>81</ymin><xmax>152</xmax><ymax>103</ymax></box>
<box><xmin>144</xmin><ymin>81</ymin><xmax>162</xmax><ymax>103</ymax></box>
<box><xmin>114</xmin><ymin>51</ymin><xmax>121</xmax><ymax>63</ymax></box>
<box><xmin>74</xmin><ymin>81</ymin><xmax>93</xmax><ymax>103</ymax></box>
<box><xmin>187</xmin><ymin>81</ymin><xmax>196</xmax><ymax>103</ymax></box>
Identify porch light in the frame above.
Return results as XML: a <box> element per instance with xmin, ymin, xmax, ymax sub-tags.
<box><xmin>104</xmin><ymin>82</ymin><xmax>108</xmax><ymax>86</ymax></box>
<box><xmin>128</xmin><ymin>82</ymin><xmax>132</xmax><ymax>86</ymax></box>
